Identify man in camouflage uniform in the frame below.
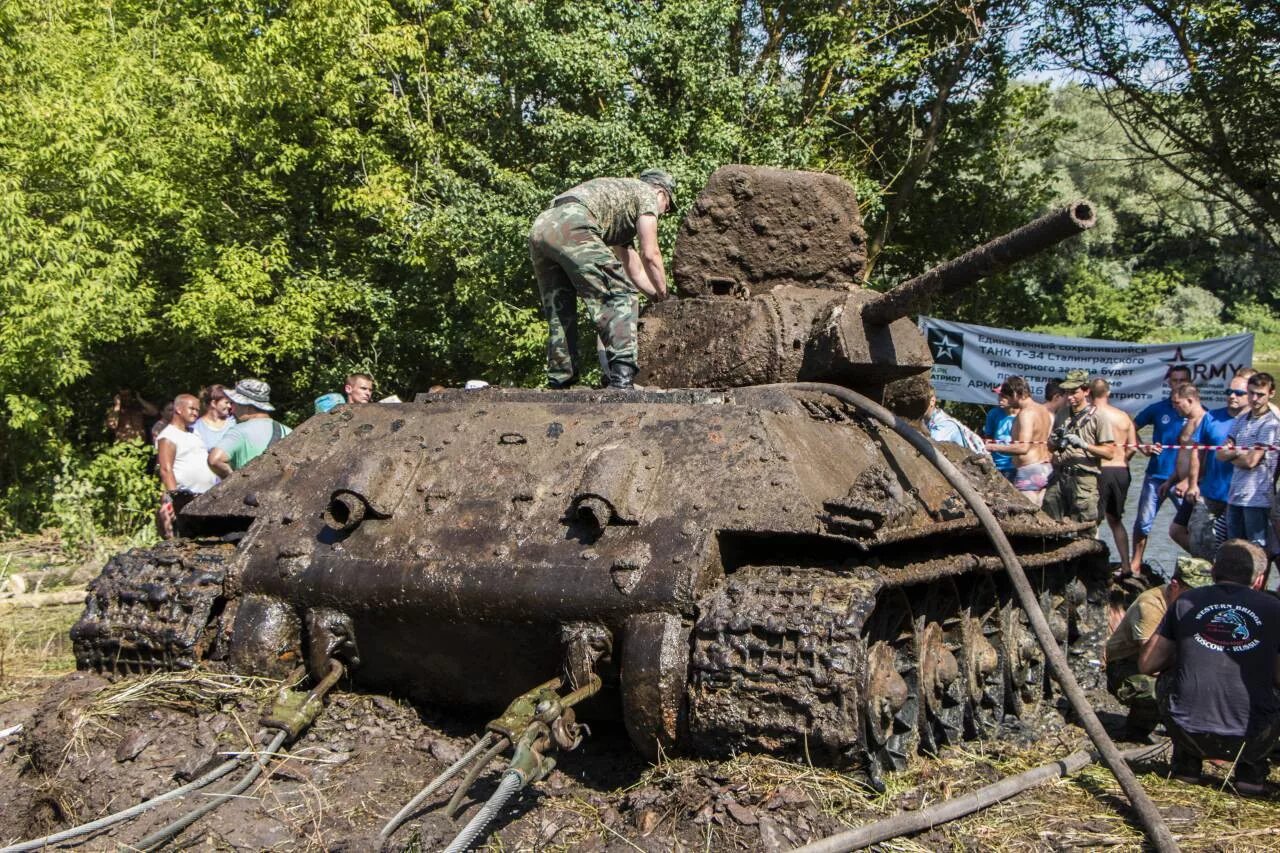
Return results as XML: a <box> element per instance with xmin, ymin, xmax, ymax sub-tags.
<box><xmin>1044</xmin><ymin>368</ymin><xmax>1117</xmax><ymax>524</ymax></box>
<box><xmin>529</xmin><ymin>169</ymin><xmax>677</xmax><ymax>390</ymax></box>
<box><xmin>1105</xmin><ymin>556</ymin><xmax>1212</xmax><ymax>739</ymax></box>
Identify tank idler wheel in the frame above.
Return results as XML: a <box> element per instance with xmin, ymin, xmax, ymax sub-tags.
<box><xmin>1001</xmin><ymin>596</ymin><xmax>1045</xmax><ymax>719</ymax></box>
<box><xmin>861</xmin><ymin>596</ymin><xmax>919</xmax><ymax>790</ymax></box>
<box><xmin>961</xmin><ymin>576</ymin><xmax>1005</xmax><ymax>738</ymax></box>
<box><xmin>917</xmin><ymin>582</ymin><xmax>964</xmax><ymax>754</ymax></box>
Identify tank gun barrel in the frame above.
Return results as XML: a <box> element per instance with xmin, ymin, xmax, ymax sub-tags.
<box><xmin>863</xmin><ymin>200</ymin><xmax>1097</xmax><ymax>325</ymax></box>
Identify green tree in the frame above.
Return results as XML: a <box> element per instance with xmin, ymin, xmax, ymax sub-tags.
<box><xmin>1038</xmin><ymin>0</ymin><xmax>1280</xmax><ymax>251</ymax></box>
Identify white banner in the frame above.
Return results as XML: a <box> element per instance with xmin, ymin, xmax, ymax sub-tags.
<box><xmin>920</xmin><ymin>317</ymin><xmax>1254</xmax><ymax>414</ymax></box>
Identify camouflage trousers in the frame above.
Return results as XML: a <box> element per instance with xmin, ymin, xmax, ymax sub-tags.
<box><xmin>1044</xmin><ymin>469</ymin><xmax>1100</xmax><ymax>525</ymax></box>
<box><xmin>1105</xmin><ymin>657</ymin><xmax>1158</xmax><ymax>731</ymax></box>
<box><xmin>529</xmin><ymin>203</ymin><xmax>640</xmax><ymax>386</ymax></box>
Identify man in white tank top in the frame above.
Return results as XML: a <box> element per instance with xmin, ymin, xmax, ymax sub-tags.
<box><xmin>156</xmin><ymin>394</ymin><xmax>217</xmax><ymax>537</ymax></box>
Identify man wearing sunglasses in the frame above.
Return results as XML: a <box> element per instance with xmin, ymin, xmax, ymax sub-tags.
<box><xmin>1171</xmin><ymin>373</ymin><xmax>1249</xmax><ymax>558</ymax></box>
<box><xmin>1217</xmin><ymin>372</ymin><xmax>1280</xmax><ymax>548</ymax></box>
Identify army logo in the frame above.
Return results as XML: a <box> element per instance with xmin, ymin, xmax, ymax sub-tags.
<box><xmin>928</xmin><ymin>328</ymin><xmax>964</xmax><ymax>368</ymax></box>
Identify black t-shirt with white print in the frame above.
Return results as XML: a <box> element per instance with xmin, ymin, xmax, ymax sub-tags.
<box><xmin>1156</xmin><ymin>582</ymin><xmax>1280</xmax><ymax>737</ymax></box>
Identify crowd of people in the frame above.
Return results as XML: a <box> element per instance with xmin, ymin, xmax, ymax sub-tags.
<box><xmin>927</xmin><ymin>364</ymin><xmax>1280</xmax><ymax>796</ymax></box>
<box><xmin>124</xmin><ymin>374</ymin><xmax>377</xmax><ymax>537</ymax></box>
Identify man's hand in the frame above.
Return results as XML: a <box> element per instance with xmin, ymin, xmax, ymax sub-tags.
<box><xmin>208</xmin><ymin>448</ymin><xmax>233</xmax><ymax>480</ymax></box>
<box><xmin>1063</xmin><ymin>433</ymin><xmax>1087</xmax><ymax>450</ymax></box>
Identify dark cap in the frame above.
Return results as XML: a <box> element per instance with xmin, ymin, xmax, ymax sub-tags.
<box><xmin>1173</xmin><ymin>555</ymin><xmax>1213</xmax><ymax>588</ymax></box>
<box><xmin>1058</xmin><ymin>368</ymin><xmax>1090</xmax><ymax>391</ymax></box>
<box><xmin>639</xmin><ymin>169</ymin><xmax>677</xmax><ymax>209</ymax></box>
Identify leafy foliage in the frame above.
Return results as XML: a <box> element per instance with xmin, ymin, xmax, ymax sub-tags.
<box><xmin>1038</xmin><ymin>0</ymin><xmax>1280</xmax><ymax>251</ymax></box>
<box><xmin>0</xmin><ymin>1</ymin><xmax>1275</xmax><ymax>531</ymax></box>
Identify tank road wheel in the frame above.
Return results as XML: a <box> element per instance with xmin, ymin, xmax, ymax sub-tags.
<box><xmin>861</xmin><ymin>590</ymin><xmax>919</xmax><ymax>789</ymax></box>
<box><xmin>961</xmin><ymin>575</ymin><xmax>1005</xmax><ymax>738</ymax></box>
<box><xmin>917</xmin><ymin>581</ymin><xmax>964</xmax><ymax>754</ymax></box>
<box><xmin>1001</xmin><ymin>593</ymin><xmax>1045</xmax><ymax>719</ymax></box>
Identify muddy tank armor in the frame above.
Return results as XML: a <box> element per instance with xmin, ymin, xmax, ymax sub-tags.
<box><xmin>73</xmin><ymin>166</ymin><xmax>1102</xmax><ymax>782</ymax></box>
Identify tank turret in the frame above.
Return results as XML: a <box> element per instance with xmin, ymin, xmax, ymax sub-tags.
<box><xmin>639</xmin><ymin>165</ymin><xmax>1095</xmax><ymax>415</ymax></box>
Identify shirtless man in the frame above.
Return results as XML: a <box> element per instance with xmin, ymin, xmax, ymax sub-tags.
<box><xmin>1091</xmin><ymin>378</ymin><xmax>1138</xmax><ymax>570</ymax></box>
<box><xmin>985</xmin><ymin>375</ymin><xmax>1053</xmax><ymax>506</ymax></box>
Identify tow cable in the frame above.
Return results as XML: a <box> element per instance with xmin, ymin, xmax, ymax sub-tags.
<box><xmin>1</xmin><ymin>660</ymin><xmax>343</xmax><ymax>853</ymax></box>
<box><xmin>379</xmin><ymin>674</ymin><xmax>602</xmax><ymax>851</ymax></box>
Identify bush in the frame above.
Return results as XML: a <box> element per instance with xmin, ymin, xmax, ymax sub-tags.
<box><xmin>49</xmin><ymin>442</ymin><xmax>158</xmax><ymax>557</ymax></box>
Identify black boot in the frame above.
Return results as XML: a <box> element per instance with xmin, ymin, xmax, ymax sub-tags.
<box><xmin>607</xmin><ymin>364</ymin><xmax>635</xmax><ymax>390</ymax></box>
<box><xmin>547</xmin><ymin>373</ymin><xmax>578</xmax><ymax>390</ymax></box>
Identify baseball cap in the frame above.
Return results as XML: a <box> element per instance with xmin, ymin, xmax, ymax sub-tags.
<box><xmin>314</xmin><ymin>392</ymin><xmax>345</xmax><ymax>414</ymax></box>
<box><xmin>1058</xmin><ymin>369</ymin><xmax>1090</xmax><ymax>391</ymax></box>
<box><xmin>223</xmin><ymin>378</ymin><xmax>275</xmax><ymax>411</ymax></box>
<box><xmin>639</xmin><ymin>169</ymin><xmax>677</xmax><ymax>208</ymax></box>
<box><xmin>1173</xmin><ymin>555</ymin><xmax>1213</xmax><ymax>588</ymax></box>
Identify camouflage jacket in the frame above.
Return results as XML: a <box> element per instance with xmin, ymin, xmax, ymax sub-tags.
<box><xmin>553</xmin><ymin>177</ymin><xmax>661</xmax><ymax>246</ymax></box>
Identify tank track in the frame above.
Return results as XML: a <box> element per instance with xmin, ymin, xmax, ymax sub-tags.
<box><xmin>688</xmin><ymin>561</ymin><xmax>1104</xmax><ymax>787</ymax></box>
<box><xmin>71</xmin><ymin>540</ymin><xmax>235</xmax><ymax>673</ymax></box>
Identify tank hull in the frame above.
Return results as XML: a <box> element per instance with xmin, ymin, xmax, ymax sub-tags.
<box><xmin>73</xmin><ymin>388</ymin><xmax>1107</xmax><ymax>777</ymax></box>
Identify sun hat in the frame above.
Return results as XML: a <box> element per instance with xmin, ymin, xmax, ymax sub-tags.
<box><xmin>1173</xmin><ymin>555</ymin><xmax>1213</xmax><ymax>588</ymax></box>
<box><xmin>223</xmin><ymin>378</ymin><xmax>275</xmax><ymax>412</ymax></box>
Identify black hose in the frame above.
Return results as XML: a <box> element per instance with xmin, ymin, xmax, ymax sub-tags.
<box><xmin>792</xmin><ymin>742</ymin><xmax>1168</xmax><ymax>852</ymax></box>
<box><xmin>764</xmin><ymin>383</ymin><xmax>1179</xmax><ymax>853</ymax></box>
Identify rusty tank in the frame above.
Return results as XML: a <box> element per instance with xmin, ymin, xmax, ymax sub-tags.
<box><xmin>73</xmin><ymin>166</ymin><xmax>1105</xmax><ymax>784</ymax></box>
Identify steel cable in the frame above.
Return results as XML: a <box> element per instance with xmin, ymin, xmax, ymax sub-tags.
<box><xmin>441</xmin><ymin>770</ymin><xmax>523</xmax><ymax>853</ymax></box>
<box><xmin>376</xmin><ymin>732</ymin><xmax>498</xmax><ymax>848</ymax></box>
<box><xmin>0</xmin><ymin>734</ymin><xmax>266</xmax><ymax>853</ymax></box>
<box><xmin>131</xmin><ymin>729</ymin><xmax>289</xmax><ymax>852</ymax></box>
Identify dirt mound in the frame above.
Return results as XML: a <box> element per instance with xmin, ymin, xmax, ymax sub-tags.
<box><xmin>672</xmin><ymin>165</ymin><xmax>867</xmax><ymax>296</ymax></box>
<box><xmin>2</xmin><ymin>670</ymin><xmax>1273</xmax><ymax>851</ymax></box>
<box><xmin>2</xmin><ymin>672</ymin><xmax>819</xmax><ymax>851</ymax></box>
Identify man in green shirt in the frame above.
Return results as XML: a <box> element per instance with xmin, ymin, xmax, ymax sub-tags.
<box><xmin>529</xmin><ymin>169</ymin><xmax>677</xmax><ymax>390</ymax></box>
<box><xmin>208</xmin><ymin>379</ymin><xmax>291</xmax><ymax>476</ymax></box>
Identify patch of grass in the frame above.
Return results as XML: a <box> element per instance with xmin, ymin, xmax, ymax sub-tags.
<box><xmin>0</xmin><ymin>531</ymin><xmax>131</xmax><ymax>593</ymax></box>
<box><xmin>551</xmin><ymin>735</ymin><xmax>1278</xmax><ymax>852</ymax></box>
<box><xmin>0</xmin><ymin>602</ymin><xmax>80</xmax><ymax>701</ymax></box>
<box><xmin>60</xmin><ymin>669</ymin><xmax>289</xmax><ymax>765</ymax></box>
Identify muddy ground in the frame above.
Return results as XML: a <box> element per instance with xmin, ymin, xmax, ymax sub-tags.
<box><xmin>1</xmin><ymin>661</ymin><xmax>1276</xmax><ymax>852</ymax></box>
